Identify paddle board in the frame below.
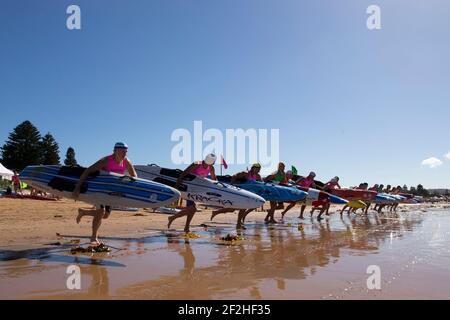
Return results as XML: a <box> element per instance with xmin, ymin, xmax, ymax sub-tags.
<box><xmin>156</xmin><ymin>207</ymin><xmax>182</xmax><ymax>214</ymax></box>
<box><xmin>331</xmin><ymin>189</ymin><xmax>377</xmax><ymax>202</ymax></box>
<box><xmin>375</xmin><ymin>193</ymin><xmax>398</xmax><ymax>204</ymax></box>
<box><xmin>296</xmin><ymin>186</ymin><xmax>348</xmax><ymax>205</ymax></box>
<box><xmin>134</xmin><ymin>165</ymin><xmax>265</xmax><ymax>209</ymax></box>
<box><xmin>217</xmin><ymin>176</ymin><xmax>308</xmax><ymax>202</ymax></box>
<box><xmin>112</xmin><ymin>207</ymin><xmax>139</xmax><ymax>212</ymax></box>
<box><xmin>20</xmin><ymin>165</ymin><xmax>180</xmax><ymax>208</ymax></box>
<box><xmin>346</xmin><ymin>200</ymin><xmax>367</xmax><ymax>209</ymax></box>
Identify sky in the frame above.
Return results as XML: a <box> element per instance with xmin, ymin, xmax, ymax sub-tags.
<box><xmin>0</xmin><ymin>0</ymin><xmax>449</xmax><ymax>188</ymax></box>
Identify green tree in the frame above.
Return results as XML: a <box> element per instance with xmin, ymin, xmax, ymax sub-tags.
<box><xmin>417</xmin><ymin>184</ymin><xmax>430</xmax><ymax>197</ymax></box>
<box><xmin>410</xmin><ymin>186</ymin><xmax>416</xmax><ymax>195</ymax></box>
<box><xmin>64</xmin><ymin>147</ymin><xmax>78</xmax><ymax>166</ymax></box>
<box><xmin>417</xmin><ymin>184</ymin><xmax>424</xmax><ymax>195</ymax></box>
<box><xmin>0</xmin><ymin>121</ymin><xmax>42</xmax><ymax>171</ymax></box>
<box><xmin>403</xmin><ymin>184</ymin><xmax>408</xmax><ymax>192</ymax></box>
<box><xmin>40</xmin><ymin>133</ymin><xmax>60</xmax><ymax>165</ymax></box>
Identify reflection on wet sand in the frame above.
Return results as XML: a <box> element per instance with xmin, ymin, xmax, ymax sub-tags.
<box><xmin>113</xmin><ymin>213</ymin><xmax>424</xmax><ymax>299</ymax></box>
<box><xmin>1</xmin><ymin>208</ymin><xmax>448</xmax><ymax>299</ymax></box>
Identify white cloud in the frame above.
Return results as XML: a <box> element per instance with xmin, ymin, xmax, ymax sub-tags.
<box><xmin>421</xmin><ymin>157</ymin><xmax>443</xmax><ymax>168</ymax></box>
<box><xmin>445</xmin><ymin>152</ymin><xmax>450</xmax><ymax>160</ymax></box>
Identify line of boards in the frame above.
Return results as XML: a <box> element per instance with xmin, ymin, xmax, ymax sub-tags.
<box><xmin>19</xmin><ymin>165</ymin><xmax>413</xmax><ymax>210</ymax></box>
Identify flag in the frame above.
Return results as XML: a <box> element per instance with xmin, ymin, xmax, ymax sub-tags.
<box><xmin>221</xmin><ymin>155</ymin><xmax>228</xmax><ymax>169</ymax></box>
<box><xmin>291</xmin><ymin>166</ymin><xmax>298</xmax><ymax>176</ymax></box>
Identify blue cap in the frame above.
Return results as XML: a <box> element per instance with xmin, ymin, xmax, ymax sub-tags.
<box><xmin>114</xmin><ymin>142</ymin><xmax>128</xmax><ymax>149</ymax></box>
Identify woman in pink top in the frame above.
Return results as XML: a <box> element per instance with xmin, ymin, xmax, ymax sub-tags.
<box><xmin>297</xmin><ymin>174</ymin><xmax>316</xmax><ymax>188</ymax></box>
<box><xmin>231</xmin><ymin>163</ymin><xmax>262</xmax><ymax>183</ymax></box>
<box><xmin>168</xmin><ymin>154</ymin><xmax>217</xmax><ymax>233</ymax></box>
<box><xmin>73</xmin><ymin>142</ymin><xmax>137</xmax><ymax>245</ymax></box>
<box><xmin>210</xmin><ymin>163</ymin><xmax>263</xmax><ymax>230</ymax></box>
<box><xmin>323</xmin><ymin>177</ymin><xmax>341</xmax><ymax>193</ymax></box>
<box><xmin>315</xmin><ymin>176</ymin><xmax>341</xmax><ymax>220</ymax></box>
<box><xmin>281</xmin><ymin>171</ymin><xmax>317</xmax><ymax>220</ymax></box>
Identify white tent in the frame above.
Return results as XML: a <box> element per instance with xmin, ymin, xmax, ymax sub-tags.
<box><xmin>0</xmin><ymin>163</ymin><xmax>14</xmax><ymax>180</ymax></box>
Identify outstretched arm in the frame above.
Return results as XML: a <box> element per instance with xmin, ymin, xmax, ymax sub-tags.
<box><xmin>73</xmin><ymin>157</ymin><xmax>108</xmax><ymax>198</ymax></box>
<box><xmin>231</xmin><ymin>172</ymin><xmax>247</xmax><ymax>183</ymax></box>
<box><xmin>126</xmin><ymin>159</ymin><xmax>137</xmax><ymax>177</ymax></box>
<box><xmin>209</xmin><ymin>166</ymin><xmax>217</xmax><ymax>180</ymax></box>
<box><xmin>175</xmin><ymin>163</ymin><xmax>197</xmax><ymax>188</ymax></box>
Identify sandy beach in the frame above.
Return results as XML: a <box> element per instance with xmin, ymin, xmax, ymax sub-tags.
<box><xmin>1</xmin><ymin>198</ymin><xmax>449</xmax><ymax>299</ymax></box>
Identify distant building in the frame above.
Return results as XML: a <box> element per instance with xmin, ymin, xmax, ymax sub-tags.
<box><xmin>428</xmin><ymin>189</ymin><xmax>450</xmax><ymax>196</ymax></box>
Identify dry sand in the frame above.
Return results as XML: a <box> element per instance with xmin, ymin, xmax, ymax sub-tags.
<box><xmin>0</xmin><ymin>198</ymin><xmax>268</xmax><ymax>248</ymax></box>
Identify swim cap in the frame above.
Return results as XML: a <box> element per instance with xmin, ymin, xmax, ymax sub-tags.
<box><xmin>251</xmin><ymin>163</ymin><xmax>261</xmax><ymax>169</ymax></box>
<box><xmin>309</xmin><ymin>171</ymin><xmax>316</xmax><ymax>177</ymax></box>
<box><xmin>114</xmin><ymin>142</ymin><xmax>128</xmax><ymax>149</ymax></box>
<box><xmin>204</xmin><ymin>153</ymin><xmax>217</xmax><ymax>165</ymax></box>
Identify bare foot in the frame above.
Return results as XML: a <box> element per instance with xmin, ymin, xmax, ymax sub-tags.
<box><xmin>90</xmin><ymin>239</ymin><xmax>100</xmax><ymax>246</ymax></box>
<box><xmin>210</xmin><ymin>211</ymin><xmax>219</xmax><ymax>221</ymax></box>
<box><xmin>76</xmin><ymin>209</ymin><xmax>84</xmax><ymax>224</ymax></box>
<box><xmin>184</xmin><ymin>228</ymin><xmax>190</xmax><ymax>233</ymax></box>
<box><xmin>236</xmin><ymin>224</ymin><xmax>246</xmax><ymax>230</ymax></box>
<box><xmin>168</xmin><ymin>216</ymin><xmax>175</xmax><ymax>229</ymax></box>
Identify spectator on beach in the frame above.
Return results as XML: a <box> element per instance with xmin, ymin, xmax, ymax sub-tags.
<box><xmin>12</xmin><ymin>171</ymin><xmax>22</xmax><ymax>195</ymax></box>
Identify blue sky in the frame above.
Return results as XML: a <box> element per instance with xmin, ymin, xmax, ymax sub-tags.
<box><xmin>0</xmin><ymin>0</ymin><xmax>449</xmax><ymax>188</ymax></box>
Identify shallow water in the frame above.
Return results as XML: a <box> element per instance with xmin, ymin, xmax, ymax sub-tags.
<box><xmin>0</xmin><ymin>208</ymin><xmax>449</xmax><ymax>299</ymax></box>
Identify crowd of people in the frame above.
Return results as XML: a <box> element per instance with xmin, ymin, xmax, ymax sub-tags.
<box><xmin>5</xmin><ymin>142</ymin><xmax>417</xmax><ymax>246</ymax></box>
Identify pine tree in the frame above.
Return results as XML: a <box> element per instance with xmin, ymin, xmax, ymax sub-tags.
<box><xmin>41</xmin><ymin>133</ymin><xmax>60</xmax><ymax>165</ymax></box>
<box><xmin>417</xmin><ymin>184</ymin><xmax>424</xmax><ymax>196</ymax></box>
<box><xmin>64</xmin><ymin>147</ymin><xmax>78</xmax><ymax>166</ymax></box>
<box><xmin>0</xmin><ymin>121</ymin><xmax>42</xmax><ymax>171</ymax></box>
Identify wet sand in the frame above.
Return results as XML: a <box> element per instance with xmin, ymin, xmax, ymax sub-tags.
<box><xmin>0</xmin><ymin>198</ymin><xmax>449</xmax><ymax>299</ymax></box>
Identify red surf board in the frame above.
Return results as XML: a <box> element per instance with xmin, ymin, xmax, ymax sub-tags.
<box><xmin>331</xmin><ymin>189</ymin><xmax>377</xmax><ymax>201</ymax></box>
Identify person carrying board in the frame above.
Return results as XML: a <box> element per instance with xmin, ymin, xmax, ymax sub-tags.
<box><xmin>73</xmin><ymin>142</ymin><xmax>137</xmax><ymax>245</ymax></box>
